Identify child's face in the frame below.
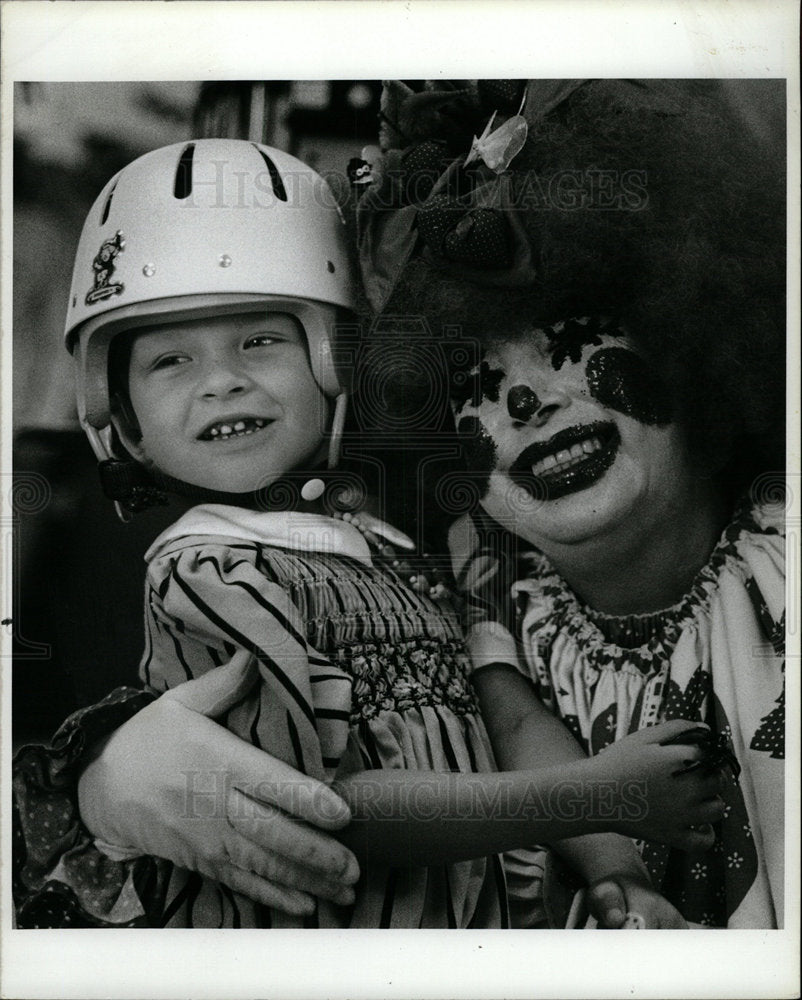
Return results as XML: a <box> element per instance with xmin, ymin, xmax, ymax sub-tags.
<box><xmin>123</xmin><ymin>312</ymin><xmax>329</xmax><ymax>493</ymax></box>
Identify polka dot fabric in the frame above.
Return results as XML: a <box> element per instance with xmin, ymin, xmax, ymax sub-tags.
<box><xmin>511</xmin><ymin>501</ymin><xmax>786</xmax><ymax>928</ymax></box>
<box><xmin>13</xmin><ymin>687</ymin><xmax>159</xmax><ymax>927</ymax></box>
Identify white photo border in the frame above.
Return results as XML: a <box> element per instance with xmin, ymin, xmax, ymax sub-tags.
<box><xmin>1</xmin><ymin>2</ymin><xmax>799</xmax><ymax>998</ymax></box>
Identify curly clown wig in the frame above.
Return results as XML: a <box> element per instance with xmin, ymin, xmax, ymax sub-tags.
<box><xmin>353</xmin><ymin>79</ymin><xmax>786</xmax><ymax>500</ymax></box>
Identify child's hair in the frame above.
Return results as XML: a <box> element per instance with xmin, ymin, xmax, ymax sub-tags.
<box><xmin>106</xmin><ymin>329</ymin><xmax>140</xmax><ymax>442</ymax></box>
<box><xmin>357</xmin><ymin>80</ymin><xmax>786</xmax><ymax>500</ymax></box>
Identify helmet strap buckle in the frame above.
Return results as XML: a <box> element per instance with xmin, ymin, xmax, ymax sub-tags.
<box><xmin>98</xmin><ymin>458</ymin><xmax>169</xmax><ymax>517</ymax></box>
<box><xmin>327</xmin><ymin>392</ymin><xmax>348</xmax><ymax>469</ymax></box>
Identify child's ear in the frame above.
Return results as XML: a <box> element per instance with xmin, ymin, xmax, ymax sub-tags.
<box><xmin>110</xmin><ymin>393</ymin><xmax>147</xmax><ymax>461</ymax></box>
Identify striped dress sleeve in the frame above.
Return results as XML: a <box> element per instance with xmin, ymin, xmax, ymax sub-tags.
<box><xmin>147</xmin><ymin>542</ymin><xmax>352</xmax><ymax>781</ymax></box>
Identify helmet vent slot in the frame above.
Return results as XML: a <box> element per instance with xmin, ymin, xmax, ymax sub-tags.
<box><xmin>173</xmin><ymin>143</ymin><xmax>196</xmax><ymax>199</ymax></box>
<box><xmin>100</xmin><ymin>182</ymin><xmax>118</xmax><ymax>225</ymax></box>
<box><xmin>254</xmin><ymin>146</ymin><xmax>288</xmax><ymax>202</ymax></box>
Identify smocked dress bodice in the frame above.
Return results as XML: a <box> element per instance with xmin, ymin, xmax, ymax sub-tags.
<box><xmin>14</xmin><ymin>506</ymin><xmax>506</xmax><ymax>929</ymax></box>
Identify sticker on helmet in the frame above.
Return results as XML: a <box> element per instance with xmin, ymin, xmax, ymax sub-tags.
<box><xmin>347</xmin><ymin>157</ymin><xmax>373</xmax><ymax>185</ymax></box>
<box><xmin>86</xmin><ymin>231</ymin><xmax>126</xmax><ymax>305</ymax></box>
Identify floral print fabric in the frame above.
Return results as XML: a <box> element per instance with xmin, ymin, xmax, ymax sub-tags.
<box><xmin>501</xmin><ymin>502</ymin><xmax>785</xmax><ymax>928</ymax></box>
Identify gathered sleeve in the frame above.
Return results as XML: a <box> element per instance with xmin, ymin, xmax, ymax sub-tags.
<box><xmin>13</xmin><ymin>687</ymin><xmax>167</xmax><ymax>927</ymax></box>
<box><xmin>12</xmin><ymin>539</ymin><xmax>354</xmax><ymax>928</ymax></box>
<box><xmin>145</xmin><ymin>539</ymin><xmax>353</xmax><ymax>780</ymax></box>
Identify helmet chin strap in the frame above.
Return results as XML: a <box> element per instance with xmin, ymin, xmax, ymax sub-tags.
<box><xmin>98</xmin><ymin>459</ymin><xmax>351</xmax><ymax>518</ymax></box>
<box><xmin>99</xmin><ymin>391</ymin><xmax>350</xmax><ymax>520</ymax></box>
<box><xmin>327</xmin><ymin>392</ymin><xmax>347</xmax><ymax>469</ymax></box>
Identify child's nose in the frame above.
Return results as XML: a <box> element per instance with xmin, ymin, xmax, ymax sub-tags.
<box><xmin>199</xmin><ymin>361</ymin><xmax>251</xmax><ymax>398</ymax></box>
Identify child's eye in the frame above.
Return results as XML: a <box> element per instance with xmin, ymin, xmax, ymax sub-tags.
<box><xmin>151</xmin><ymin>353</ymin><xmax>190</xmax><ymax>370</ymax></box>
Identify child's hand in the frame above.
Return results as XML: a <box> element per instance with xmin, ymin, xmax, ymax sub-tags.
<box><xmin>590</xmin><ymin>719</ymin><xmax>726</xmax><ymax>851</ymax></box>
<box><xmin>588</xmin><ymin>874</ymin><xmax>688</xmax><ymax>929</ymax></box>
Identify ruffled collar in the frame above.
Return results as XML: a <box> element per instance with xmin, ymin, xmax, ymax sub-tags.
<box><xmin>145</xmin><ymin>504</ymin><xmax>376</xmax><ymax>566</ymax></box>
<box><xmin>513</xmin><ymin>499</ymin><xmax>779</xmax><ymax>653</ymax></box>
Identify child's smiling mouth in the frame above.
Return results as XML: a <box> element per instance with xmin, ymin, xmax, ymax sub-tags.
<box><xmin>197</xmin><ymin>416</ymin><xmax>273</xmax><ymax>442</ymax></box>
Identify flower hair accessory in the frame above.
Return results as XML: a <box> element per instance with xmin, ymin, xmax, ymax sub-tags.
<box><xmin>356</xmin><ymin>79</ymin><xmax>589</xmax><ymax>312</ymax></box>
<box><xmin>464</xmin><ymin>91</ymin><xmax>529</xmax><ymax>174</ymax></box>
<box><xmin>354</xmin><ymin>78</ymin><xmax>699</xmax><ymax>314</ymax></box>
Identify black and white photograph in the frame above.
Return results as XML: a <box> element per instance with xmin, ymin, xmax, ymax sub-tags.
<box><xmin>1</xmin><ymin>3</ymin><xmax>799</xmax><ymax>998</ymax></box>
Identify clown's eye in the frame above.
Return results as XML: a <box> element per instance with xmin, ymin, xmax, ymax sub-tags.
<box><xmin>545</xmin><ymin>317</ymin><xmax>605</xmax><ymax>370</ymax></box>
<box><xmin>449</xmin><ymin>366</ymin><xmax>481</xmax><ymax>412</ymax></box>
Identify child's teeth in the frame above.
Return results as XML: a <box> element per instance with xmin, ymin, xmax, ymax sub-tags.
<box><xmin>202</xmin><ymin>417</ymin><xmax>272</xmax><ymax>440</ymax></box>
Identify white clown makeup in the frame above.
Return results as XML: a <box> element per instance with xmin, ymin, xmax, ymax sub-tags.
<box><xmin>450</xmin><ymin>317</ymin><xmax>691</xmax><ymax>548</ymax></box>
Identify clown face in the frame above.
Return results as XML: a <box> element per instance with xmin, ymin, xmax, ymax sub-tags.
<box><xmin>451</xmin><ymin>317</ymin><xmax>693</xmax><ymax>548</ymax></box>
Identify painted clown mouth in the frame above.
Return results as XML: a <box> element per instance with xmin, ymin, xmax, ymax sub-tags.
<box><xmin>509</xmin><ymin>421</ymin><xmax>620</xmax><ymax>501</ymax></box>
<box><xmin>197</xmin><ymin>416</ymin><xmax>273</xmax><ymax>442</ymax></box>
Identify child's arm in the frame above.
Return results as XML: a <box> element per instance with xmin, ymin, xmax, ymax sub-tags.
<box><xmin>331</xmin><ymin>716</ymin><xmax>724</xmax><ymax>867</ymax></box>
<box><xmin>443</xmin><ymin>521</ymin><xmax>694</xmax><ymax>924</ymax></box>
<box><xmin>473</xmin><ymin>662</ymin><xmax>690</xmax><ymax>928</ymax></box>
<box><xmin>475</xmin><ymin>664</ymin><xmax>647</xmax><ymax>863</ymax></box>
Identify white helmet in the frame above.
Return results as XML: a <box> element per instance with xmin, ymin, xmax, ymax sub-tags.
<box><xmin>65</xmin><ymin>139</ymin><xmax>355</xmax><ymax>469</ymax></box>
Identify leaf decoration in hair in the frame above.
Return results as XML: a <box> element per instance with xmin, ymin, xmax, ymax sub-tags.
<box><xmin>464</xmin><ymin>110</ymin><xmax>528</xmax><ymax>174</ymax></box>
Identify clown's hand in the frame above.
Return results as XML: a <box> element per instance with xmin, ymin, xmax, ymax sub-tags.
<box><xmin>588</xmin><ymin>873</ymin><xmax>688</xmax><ymax>929</ymax></box>
<box><xmin>77</xmin><ymin>657</ymin><xmax>359</xmax><ymax>916</ymax></box>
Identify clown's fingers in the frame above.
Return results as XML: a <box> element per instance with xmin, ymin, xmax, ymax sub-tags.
<box><xmin>227</xmin><ymin>786</ymin><xmax>360</xmax><ymax>886</ymax></box>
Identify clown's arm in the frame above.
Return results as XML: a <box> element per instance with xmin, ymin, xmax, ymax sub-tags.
<box><xmin>447</xmin><ymin>516</ymin><xmax>689</xmax><ymax>927</ymax></box>
<box><xmin>473</xmin><ymin>661</ymin><xmax>689</xmax><ymax>928</ymax></box>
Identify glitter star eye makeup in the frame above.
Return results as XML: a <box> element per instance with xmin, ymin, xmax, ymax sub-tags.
<box><xmin>450</xmin><ymin>354</ymin><xmax>506</xmax><ymax>413</ymax></box>
<box><xmin>479</xmin><ymin>360</ymin><xmax>505</xmax><ymax>404</ymax></box>
<box><xmin>455</xmin><ymin>415</ymin><xmax>497</xmax><ymax>497</ymax></box>
<box><xmin>585</xmin><ymin>347</ymin><xmax>673</xmax><ymax>425</ymax></box>
<box><xmin>545</xmin><ymin>316</ymin><xmax>606</xmax><ymax>370</ymax></box>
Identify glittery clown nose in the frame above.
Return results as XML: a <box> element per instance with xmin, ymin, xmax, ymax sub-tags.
<box><xmin>507</xmin><ymin>385</ymin><xmax>541</xmax><ymax>422</ymax></box>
